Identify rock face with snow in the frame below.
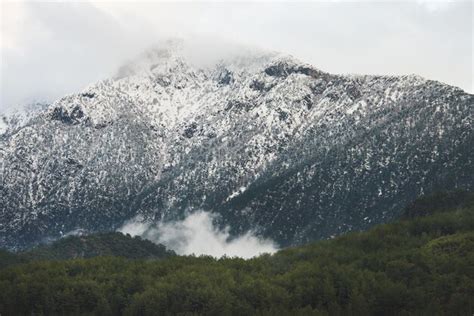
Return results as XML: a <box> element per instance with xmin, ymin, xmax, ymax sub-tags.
<box><xmin>1</xmin><ymin>41</ymin><xmax>473</xmax><ymax>250</ymax></box>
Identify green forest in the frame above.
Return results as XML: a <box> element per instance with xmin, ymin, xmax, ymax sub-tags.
<box><xmin>1</xmin><ymin>191</ymin><xmax>473</xmax><ymax>315</ymax></box>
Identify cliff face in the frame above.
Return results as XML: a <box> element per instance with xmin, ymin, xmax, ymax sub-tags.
<box><xmin>1</xmin><ymin>42</ymin><xmax>473</xmax><ymax>250</ymax></box>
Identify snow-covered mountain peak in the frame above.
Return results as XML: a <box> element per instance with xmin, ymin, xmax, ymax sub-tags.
<box><xmin>42</xmin><ymin>42</ymin><xmax>322</xmax><ymax>130</ymax></box>
<box><xmin>111</xmin><ymin>39</ymin><xmax>280</xmax><ymax>80</ymax></box>
<box><xmin>114</xmin><ymin>41</ymin><xmax>189</xmax><ymax>80</ymax></box>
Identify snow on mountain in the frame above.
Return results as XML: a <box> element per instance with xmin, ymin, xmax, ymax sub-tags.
<box><xmin>1</xmin><ymin>40</ymin><xmax>473</xmax><ymax>250</ymax></box>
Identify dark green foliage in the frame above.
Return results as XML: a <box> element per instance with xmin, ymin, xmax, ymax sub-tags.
<box><xmin>0</xmin><ymin>249</ymin><xmax>27</xmax><ymax>269</ymax></box>
<box><xmin>0</xmin><ymin>232</ymin><xmax>174</xmax><ymax>269</ymax></box>
<box><xmin>402</xmin><ymin>190</ymin><xmax>474</xmax><ymax>219</ymax></box>
<box><xmin>22</xmin><ymin>232</ymin><xmax>175</xmax><ymax>261</ymax></box>
<box><xmin>1</xmin><ymin>193</ymin><xmax>473</xmax><ymax>315</ymax></box>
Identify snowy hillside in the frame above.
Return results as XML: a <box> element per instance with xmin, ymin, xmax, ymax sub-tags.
<box><xmin>1</xmin><ymin>40</ymin><xmax>473</xmax><ymax>250</ymax></box>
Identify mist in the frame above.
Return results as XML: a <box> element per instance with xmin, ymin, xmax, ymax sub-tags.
<box><xmin>118</xmin><ymin>211</ymin><xmax>278</xmax><ymax>259</ymax></box>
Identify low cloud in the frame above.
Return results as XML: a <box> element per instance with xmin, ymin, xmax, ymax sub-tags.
<box><xmin>118</xmin><ymin>211</ymin><xmax>278</xmax><ymax>259</ymax></box>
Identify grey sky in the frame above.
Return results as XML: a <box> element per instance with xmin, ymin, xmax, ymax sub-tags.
<box><xmin>1</xmin><ymin>0</ymin><xmax>472</xmax><ymax>113</ymax></box>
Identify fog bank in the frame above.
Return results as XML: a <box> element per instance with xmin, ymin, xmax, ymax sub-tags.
<box><xmin>118</xmin><ymin>211</ymin><xmax>278</xmax><ymax>259</ymax></box>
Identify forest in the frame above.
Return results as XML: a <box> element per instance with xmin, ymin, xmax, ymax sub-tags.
<box><xmin>0</xmin><ymin>191</ymin><xmax>473</xmax><ymax>315</ymax></box>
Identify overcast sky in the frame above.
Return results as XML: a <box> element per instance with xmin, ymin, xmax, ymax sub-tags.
<box><xmin>1</xmin><ymin>0</ymin><xmax>472</xmax><ymax>113</ymax></box>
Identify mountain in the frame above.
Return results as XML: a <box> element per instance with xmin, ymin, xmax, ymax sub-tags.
<box><xmin>1</xmin><ymin>39</ymin><xmax>473</xmax><ymax>250</ymax></box>
<box><xmin>1</xmin><ymin>191</ymin><xmax>473</xmax><ymax>315</ymax></box>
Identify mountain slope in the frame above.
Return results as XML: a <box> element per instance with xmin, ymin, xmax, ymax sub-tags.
<box><xmin>1</xmin><ymin>40</ymin><xmax>473</xmax><ymax>250</ymax></box>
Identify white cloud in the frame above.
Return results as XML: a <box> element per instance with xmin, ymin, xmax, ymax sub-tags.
<box><xmin>416</xmin><ymin>0</ymin><xmax>455</xmax><ymax>12</ymax></box>
<box><xmin>118</xmin><ymin>211</ymin><xmax>278</xmax><ymax>259</ymax></box>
